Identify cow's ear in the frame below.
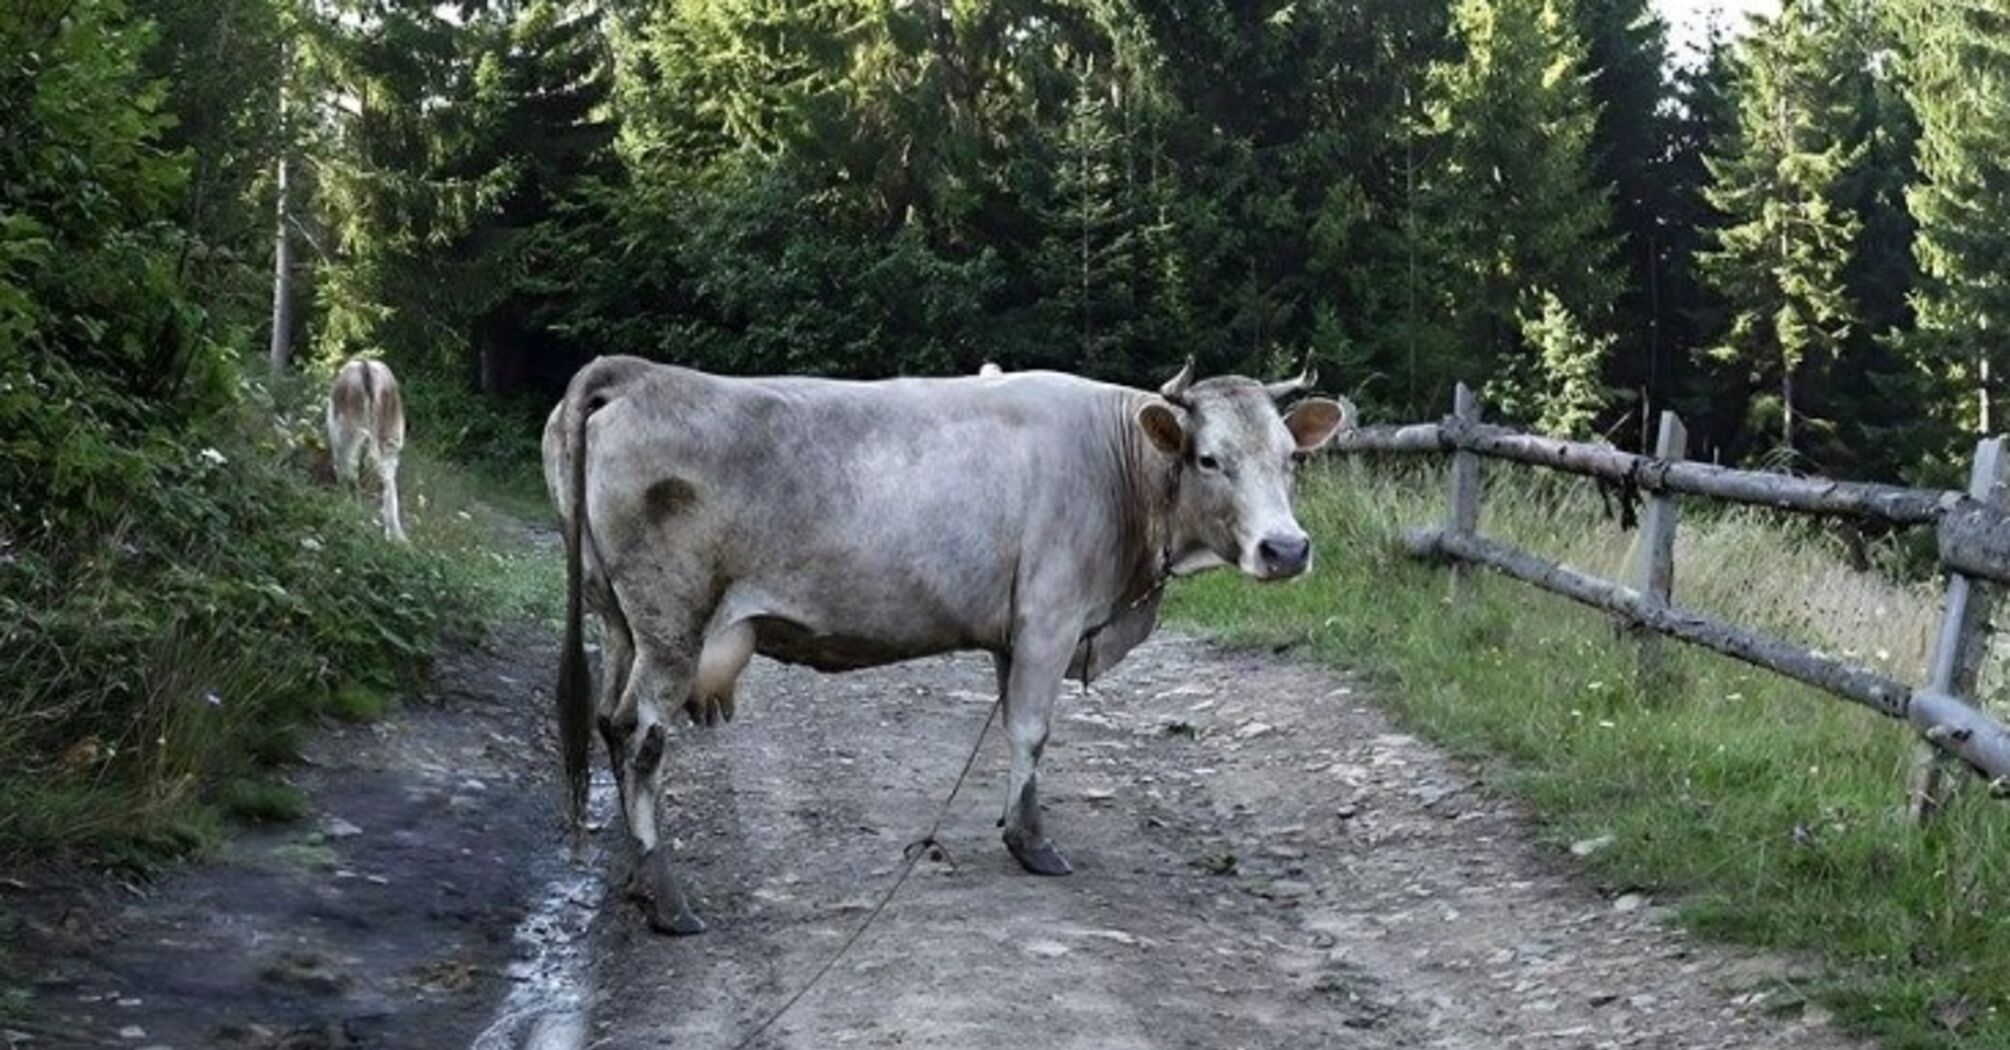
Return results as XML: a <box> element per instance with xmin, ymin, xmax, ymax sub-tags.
<box><xmin>1284</xmin><ymin>397</ymin><xmax>1350</xmax><ymax>452</ymax></box>
<box><xmin>1137</xmin><ymin>401</ymin><xmax>1187</xmax><ymax>456</ymax></box>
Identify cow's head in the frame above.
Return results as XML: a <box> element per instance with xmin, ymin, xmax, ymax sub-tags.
<box><xmin>1137</xmin><ymin>359</ymin><xmax>1353</xmax><ymax>581</ymax></box>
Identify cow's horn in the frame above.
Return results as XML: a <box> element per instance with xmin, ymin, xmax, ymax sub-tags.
<box><xmin>1265</xmin><ymin>354</ymin><xmax>1318</xmax><ymax>400</ymax></box>
<box><xmin>1159</xmin><ymin>357</ymin><xmax>1197</xmax><ymax>403</ymax></box>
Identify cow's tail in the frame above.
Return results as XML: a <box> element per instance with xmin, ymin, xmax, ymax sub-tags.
<box><xmin>357</xmin><ymin>359</ymin><xmax>379</xmax><ymax>439</ymax></box>
<box><xmin>556</xmin><ymin>366</ymin><xmax>610</xmax><ymax>827</ymax></box>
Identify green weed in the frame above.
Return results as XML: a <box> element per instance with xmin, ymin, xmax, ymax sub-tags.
<box><xmin>216</xmin><ymin>778</ymin><xmax>308</xmax><ymax>824</ymax></box>
<box><xmin>323</xmin><ymin>683</ymin><xmax>395</xmax><ymax>724</ymax></box>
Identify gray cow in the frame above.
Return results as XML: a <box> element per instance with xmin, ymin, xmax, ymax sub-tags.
<box><xmin>543</xmin><ymin>356</ymin><xmax>1351</xmax><ymax>934</ymax></box>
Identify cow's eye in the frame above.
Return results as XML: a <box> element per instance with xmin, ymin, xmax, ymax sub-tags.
<box><xmin>1196</xmin><ymin>453</ymin><xmax>1222</xmax><ymax>473</ymax></box>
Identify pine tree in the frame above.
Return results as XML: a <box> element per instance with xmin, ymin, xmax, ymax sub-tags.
<box><xmin>1828</xmin><ymin>0</ymin><xmax>1923</xmax><ymax>479</ymax></box>
<box><xmin>1519</xmin><ymin>289</ymin><xmax>1615</xmax><ymax>437</ymax></box>
<box><xmin>1036</xmin><ymin>73</ymin><xmax>1141</xmax><ymax>378</ymax></box>
<box><xmin>1698</xmin><ymin>0</ymin><xmax>1863</xmax><ymax>462</ymax></box>
<box><xmin>1899</xmin><ymin>0</ymin><xmax>2010</xmax><ymax>444</ymax></box>
<box><xmin>305</xmin><ymin>0</ymin><xmax>612</xmax><ymax>385</ymax></box>
<box><xmin>1575</xmin><ymin>0</ymin><xmax>1675</xmax><ymax>439</ymax></box>
<box><xmin>464</xmin><ymin>0</ymin><xmax>615</xmax><ymax>393</ymax></box>
<box><xmin>1661</xmin><ymin>31</ymin><xmax>1747</xmax><ymax>460</ymax></box>
<box><xmin>1422</xmin><ymin>0</ymin><xmax>1619</xmax><ymax>426</ymax></box>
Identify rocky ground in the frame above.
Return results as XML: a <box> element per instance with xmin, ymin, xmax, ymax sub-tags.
<box><xmin>3</xmin><ymin>627</ymin><xmax>1856</xmax><ymax>1049</ymax></box>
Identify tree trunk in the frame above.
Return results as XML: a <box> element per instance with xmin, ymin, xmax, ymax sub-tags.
<box><xmin>1782</xmin><ymin>365</ymin><xmax>1796</xmax><ymax>455</ymax></box>
<box><xmin>1980</xmin><ymin>353</ymin><xmax>1993</xmax><ymax>435</ymax></box>
<box><xmin>268</xmin><ymin>43</ymin><xmax>293</xmax><ymax>372</ymax></box>
<box><xmin>479</xmin><ymin>338</ymin><xmax>527</xmax><ymax>396</ymax></box>
<box><xmin>476</xmin><ymin>309</ymin><xmax>530</xmax><ymax>396</ymax></box>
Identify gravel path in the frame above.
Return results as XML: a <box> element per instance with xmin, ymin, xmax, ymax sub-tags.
<box><xmin>569</xmin><ymin>634</ymin><xmax>1855</xmax><ymax>1050</ymax></box>
<box><xmin>2</xmin><ymin>625</ymin><xmax>1858</xmax><ymax>1049</ymax></box>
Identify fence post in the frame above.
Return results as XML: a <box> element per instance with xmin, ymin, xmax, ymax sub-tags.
<box><xmin>1632</xmin><ymin>411</ymin><xmax>1688</xmax><ymax>692</ymax></box>
<box><xmin>1909</xmin><ymin>436</ymin><xmax>2007</xmax><ymax>824</ymax></box>
<box><xmin>1445</xmin><ymin>383</ymin><xmax>1481</xmax><ymax>600</ymax></box>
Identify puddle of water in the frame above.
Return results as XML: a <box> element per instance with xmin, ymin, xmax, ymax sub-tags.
<box><xmin>469</xmin><ymin>777</ymin><xmax>614</xmax><ymax>1050</ymax></box>
<box><xmin>523</xmin><ymin>1011</ymin><xmax>589</xmax><ymax>1050</ymax></box>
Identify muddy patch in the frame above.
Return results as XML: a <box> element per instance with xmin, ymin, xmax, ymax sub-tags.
<box><xmin>1</xmin><ymin>622</ymin><xmax>565</xmax><ymax>1050</ymax></box>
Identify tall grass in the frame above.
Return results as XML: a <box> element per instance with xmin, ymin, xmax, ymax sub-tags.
<box><xmin>1170</xmin><ymin>459</ymin><xmax>2010</xmax><ymax>1049</ymax></box>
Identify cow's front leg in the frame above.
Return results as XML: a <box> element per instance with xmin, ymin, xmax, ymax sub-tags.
<box><xmin>1001</xmin><ymin>628</ymin><xmax>1074</xmax><ymax>876</ymax></box>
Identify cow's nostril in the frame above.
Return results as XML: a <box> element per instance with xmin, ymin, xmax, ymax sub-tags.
<box><xmin>1258</xmin><ymin>536</ymin><xmax>1311</xmax><ymax>574</ymax></box>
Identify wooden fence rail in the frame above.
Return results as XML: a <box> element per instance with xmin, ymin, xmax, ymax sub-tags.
<box><xmin>1336</xmin><ymin>422</ymin><xmax>1964</xmax><ymax>524</ymax></box>
<box><xmin>1334</xmin><ymin>382</ymin><xmax>2010</xmax><ymax>822</ymax></box>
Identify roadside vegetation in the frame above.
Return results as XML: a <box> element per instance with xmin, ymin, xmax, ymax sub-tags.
<box><xmin>1171</xmin><ymin>459</ymin><xmax>2008</xmax><ymax>1049</ymax></box>
<box><xmin>0</xmin><ymin>367</ymin><xmax>558</xmax><ymax>867</ymax></box>
<box><xmin>0</xmin><ymin>0</ymin><xmax>558</xmax><ymax>869</ymax></box>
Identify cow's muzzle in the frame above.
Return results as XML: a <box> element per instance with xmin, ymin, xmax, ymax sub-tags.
<box><xmin>1255</xmin><ymin>534</ymin><xmax>1312</xmax><ymax>579</ymax></box>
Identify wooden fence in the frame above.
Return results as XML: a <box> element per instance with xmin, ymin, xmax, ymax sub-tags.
<box><xmin>1332</xmin><ymin>382</ymin><xmax>2010</xmax><ymax>824</ymax></box>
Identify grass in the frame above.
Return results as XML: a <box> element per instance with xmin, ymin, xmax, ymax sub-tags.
<box><xmin>216</xmin><ymin>777</ymin><xmax>310</xmax><ymax>824</ymax></box>
<box><xmin>1169</xmin><ymin>458</ymin><xmax>2010</xmax><ymax>1049</ymax></box>
<box><xmin>392</xmin><ymin>444</ymin><xmax>562</xmax><ymax>623</ymax></box>
<box><xmin>323</xmin><ymin>682</ymin><xmax>395</xmax><ymax>723</ymax></box>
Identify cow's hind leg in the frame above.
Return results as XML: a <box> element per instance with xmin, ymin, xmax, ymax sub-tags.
<box><xmin>589</xmin><ymin>582</ymin><xmax>635</xmax><ymax>822</ymax></box>
<box><xmin>376</xmin><ymin>447</ymin><xmax>406</xmax><ymax>542</ymax></box>
<box><xmin>330</xmin><ymin>424</ymin><xmax>365</xmax><ymax>488</ymax></box>
<box><xmin>992</xmin><ymin>651</ymin><xmax>1012</xmax><ymax>829</ymax></box>
<box><xmin>1001</xmin><ymin>628</ymin><xmax>1075</xmax><ymax>876</ymax></box>
<box><xmin>609</xmin><ymin>641</ymin><xmax>706</xmax><ymax>936</ymax></box>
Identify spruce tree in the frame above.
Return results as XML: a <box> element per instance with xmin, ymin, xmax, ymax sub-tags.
<box><xmin>463</xmin><ymin>0</ymin><xmax>615</xmax><ymax>392</ymax></box>
<box><xmin>1661</xmin><ymin>31</ymin><xmax>1747</xmax><ymax>460</ymax></box>
<box><xmin>1519</xmin><ymin>289</ymin><xmax>1615</xmax><ymax>437</ymax></box>
<box><xmin>306</xmin><ymin>0</ymin><xmax>612</xmax><ymax>385</ymax></box>
<box><xmin>1899</xmin><ymin>0</ymin><xmax>2010</xmax><ymax>443</ymax></box>
<box><xmin>1829</xmin><ymin>0</ymin><xmax>1922</xmax><ymax>479</ymax></box>
<box><xmin>1422</xmin><ymin>0</ymin><xmax>1618</xmax><ymax>426</ymax></box>
<box><xmin>1698</xmin><ymin>0</ymin><xmax>1863</xmax><ymax>462</ymax></box>
<box><xmin>1576</xmin><ymin>0</ymin><xmax>1675</xmax><ymax>439</ymax></box>
<box><xmin>1036</xmin><ymin>73</ymin><xmax>1142</xmax><ymax>379</ymax></box>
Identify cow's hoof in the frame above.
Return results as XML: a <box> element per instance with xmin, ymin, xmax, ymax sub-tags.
<box><xmin>1005</xmin><ymin>833</ymin><xmax>1073</xmax><ymax>877</ymax></box>
<box><xmin>638</xmin><ymin>850</ymin><xmax>706</xmax><ymax>936</ymax></box>
<box><xmin>633</xmin><ymin>723</ymin><xmax>666</xmax><ymax>775</ymax></box>
<box><xmin>646</xmin><ymin>895</ymin><xmax>707</xmax><ymax>936</ymax></box>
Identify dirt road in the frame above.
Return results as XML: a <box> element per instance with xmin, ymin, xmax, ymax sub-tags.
<box><xmin>4</xmin><ymin>623</ymin><xmax>1859</xmax><ymax>1049</ymax></box>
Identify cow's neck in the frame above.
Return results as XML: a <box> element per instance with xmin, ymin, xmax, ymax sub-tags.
<box><xmin>1111</xmin><ymin>395</ymin><xmax>1183</xmax><ymax>611</ymax></box>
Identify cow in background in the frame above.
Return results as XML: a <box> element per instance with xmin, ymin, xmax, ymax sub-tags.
<box><xmin>328</xmin><ymin>357</ymin><xmax>408</xmax><ymax>542</ymax></box>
